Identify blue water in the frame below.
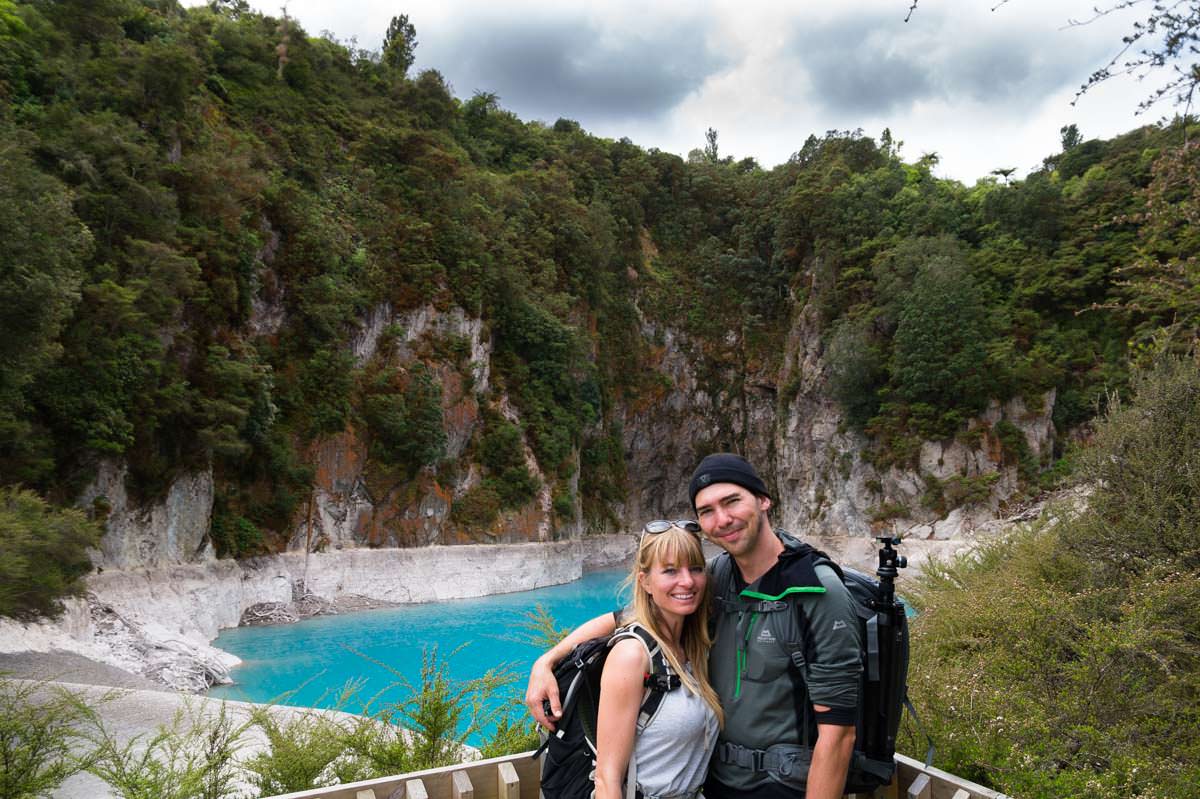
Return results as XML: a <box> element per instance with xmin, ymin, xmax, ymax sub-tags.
<box><xmin>208</xmin><ymin>570</ymin><xmax>630</xmax><ymax>735</ymax></box>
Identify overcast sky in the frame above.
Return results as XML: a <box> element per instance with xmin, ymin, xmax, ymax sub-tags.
<box><xmin>193</xmin><ymin>0</ymin><xmax>1172</xmax><ymax>183</ymax></box>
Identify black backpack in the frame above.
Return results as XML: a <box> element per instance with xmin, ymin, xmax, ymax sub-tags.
<box><xmin>711</xmin><ymin>534</ymin><xmax>926</xmax><ymax>795</ymax></box>
<box><xmin>534</xmin><ymin>623</ymin><xmax>681</xmax><ymax>799</ymax></box>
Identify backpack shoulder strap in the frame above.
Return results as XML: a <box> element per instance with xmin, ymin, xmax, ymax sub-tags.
<box><xmin>710</xmin><ymin>552</ymin><xmax>741</xmax><ymax>614</ymax></box>
<box><xmin>610</xmin><ymin>623</ymin><xmax>680</xmax><ymax>732</ymax></box>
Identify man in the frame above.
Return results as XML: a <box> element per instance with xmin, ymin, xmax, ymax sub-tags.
<box><xmin>526</xmin><ymin>453</ymin><xmax>862</xmax><ymax>799</ymax></box>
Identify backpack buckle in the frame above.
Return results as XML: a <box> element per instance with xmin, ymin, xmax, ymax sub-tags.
<box><xmin>644</xmin><ymin>673</ymin><xmax>681</xmax><ymax>691</ymax></box>
<box><xmin>752</xmin><ymin>750</ymin><xmax>766</xmax><ymax>772</ymax></box>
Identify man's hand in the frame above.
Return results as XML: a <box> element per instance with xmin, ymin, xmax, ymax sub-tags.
<box><xmin>526</xmin><ymin>653</ymin><xmax>562</xmax><ymax>731</ymax></box>
<box><xmin>523</xmin><ymin>611</ymin><xmax>621</xmax><ymax>731</ymax></box>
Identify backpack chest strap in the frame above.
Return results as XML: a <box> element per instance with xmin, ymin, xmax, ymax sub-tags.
<box><xmin>716</xmin><ymin>596</ymin><xmax>789</xmax><ymax>614</ymax></box>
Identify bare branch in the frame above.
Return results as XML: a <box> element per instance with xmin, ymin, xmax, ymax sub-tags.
<box><xmin>1069</xmin><ymin>0</ymin><xmax>1200</xmax><ymax>112</ymax></box>
<box><xmin>904</xmin><ymin>0</ymin><xmax>919</xmax><ymax>23</ymax></box>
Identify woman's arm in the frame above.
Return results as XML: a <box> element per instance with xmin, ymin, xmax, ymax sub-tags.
<box><xmin>593</xmin><ymin>638</ymin><xmax>648</xmax><ymax>799</ymax></box>
<box><xmin>526</xmin><ymin>611</ymin><xmax>620</xmax><ymax>729</ymax></box>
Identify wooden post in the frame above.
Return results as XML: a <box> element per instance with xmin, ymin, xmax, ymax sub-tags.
<box><xmin>451</xmin><ymin>770</ymin><xmax>474</xmax><ymax>799</ymax></box>
<box><xmin>906</xmin><ymin>773</ymin><xmax>932</xmax><ymax>799</ymax></box>
<box><xmin>950</xmin><ymin>791</ymin><xmax>971</xmax><ymax>799</ymax></box>
<box><xmin>355</xmin><ymin>790</ymin><xmax>377</xmax><ymax>799</ymax></box>
<box><xmin>497</xmin><ymin>761</ymin><xmax>520</xmax><ymax>799</ymax></box>
<box><xmin>405</xmin><ymin>779</ymin><xmax>429</xmax><ymax>799</ymax></box>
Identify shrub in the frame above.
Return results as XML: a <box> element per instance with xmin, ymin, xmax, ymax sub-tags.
<box><xmin>87</xmin><ymin>700</ymin><xmax>250</xmax><ymax>799</ymax></box>
<box><xmin>552</xmin><ymin>489</ymin><xmax>574</xmax><ymax>521</ymax></box>
<box><xmin>491</xmin><ymin>467</ymin><xmax>538</xmax><ymax>509</ymax></box>
<box><xmin>891</xmin><ymin>257</ymin><xmax>992</xmax><ymax>414</ymax></box>
<box><xmin>0</xmin><ymin>487</ymin><xmax>100</xmax><ymax>620</ymax></box>
<box><xmin>906</xmin><ymin>357</ymin><xmax>1200</xmax><ymax>799</ymax></box>
<box><xmin>993</xmin><ymin>420</ymin><xmax>1037</xmax><ymax>483</ymax></box>
<box><xmin>826</xmin><ymin>315</ymin><xmax>886</xmax><ymax>430</ymax></box>
<box><xmin>477</xmin><ymin>704</ymin><xmax>540</xmax><ymax>759</ymax></box>
<box><xmin>479</xmin><ymin>419</ymin><xmax>525</xmax><ymax>474</ymax></box>
<box><xmin>451</xmin><ymin>484</ymin><xmax>502</xmax><ymax>528</ymax></box>
<box><xmin>349</xmin><ymin>646</ymin><xmax>519</xmax><ymax>773</ymax></box>
<box><xmin>1063</xmin><ymin>357</ymin><xmax>1200</xmax><ymax>574</ymax></box>
<box><xmin>362</xmin><ymin>363</ymin><xmax>447</xmax><ymax>476</ymax></box>
<box><xmin>0</xmin><ymin>679</ymin><xmax>96</xmax><ymax>799</ymax></box>
<box><xmin>243</xmin><ymin>708</ymin><xmax>351</xmax><ymax>794</ymax></box>
<box><xmin>209</xmin><ymin>512</ymin><xmax>265</xmax><ymax>559</ymax></box>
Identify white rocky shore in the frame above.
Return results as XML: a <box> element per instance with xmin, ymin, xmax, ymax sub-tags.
<box><xmin>0</xmin><ymin>535</ymin><xmax>636</xmax><ymax>694</ymax></box>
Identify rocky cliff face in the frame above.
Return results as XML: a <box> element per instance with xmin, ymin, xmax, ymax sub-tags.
<box><xmin>295</xmin><ymin>303</ymin><xmax>494</xmax><ymax>550</ymax></box>
<box><xmin>80</xmin><ymin>460</ymin><xmax>216</xmax><ymax>570</ymax></box>
<box><xmin>86</xmin><ymin>287</ymin><xmax>1056</xmax><ymax>569</ymax></box>
<box><xmin>1</xmin><ymin>535</ymin><xmax>635</xmax><ymax>691</ymax></box>
<box><xmin>615</xmin><ymin>295</ymin><xmax>1058</xmax><ymax>542</ymax></box>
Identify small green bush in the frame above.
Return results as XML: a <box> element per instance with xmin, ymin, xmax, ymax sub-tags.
<box><xmin>870</xmin><ymin>500</ymin><xmax>910</xmax><ymax>523</ymax></box>
<box><xmin>993</xmin><ymin>420</ymin><xmax>1038</xmax><ymax>482</ymax></box>
<box><xmin>0</xmin><ymin>487</ymin><xmax>100</xmax><ymax>620</ymax></box>
<box><xmin>209</xmin><ymin>513</ymin><xmax>265</xmax><ymax>559</ymax></box>
<box><xmin>451</xmin><ymin>484</ymin><xmax>502</xmax><ymax>528</ymax></box>
<box><xmin>0</xmin><ymin>679</ymin><xmax>96</xmax><ymax>799</ymax></box>
<box><xmin>87</xmin><ymin>701</ymin><xmax>250</xmax><ymax>799</ymax></box>
<box><xmin>552</xmin><ymin>489</ymin><xmax>574</xmax><ymax>521</ymax></box>
<box><xmin>243</xmin><ymin>708</ymin><xmax>351</xmax><ymax>794</ymax></box>
<box><xmin>361</xmin><ymin>363</ymin><xmax>446</xmax><ymax>477</ymax></box>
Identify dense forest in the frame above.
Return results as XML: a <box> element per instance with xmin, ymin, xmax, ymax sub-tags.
<box><xmin>3</xmin><ymin>0</ymin><xmax>1194</xmax><ymax>555</ymax></box>
<box><xmin>1</xmin><ymin>0</ymin><xmax>1197</xmax><ymax>575</ymax></box>
<box><xmin>2</xmin><ymin>1</ymin><xmax>1199</xmax><ymax>796</ymax></box>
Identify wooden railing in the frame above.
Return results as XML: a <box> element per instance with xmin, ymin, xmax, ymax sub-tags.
<box><xmin>265</xmin><ymin>750</ymin><xmax>1011</xmax><ymax>799</ymax></box>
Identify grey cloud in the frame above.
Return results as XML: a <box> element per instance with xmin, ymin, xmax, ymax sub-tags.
<box><xmin>417</xmin><ymin>15</ymin><xmax>729</xmax><ymax>124</ymax></box>
<box><xmin>800</xmin><ymin>47</ymin><xmax>934</xmax><ymax>116</ymax></box>
<box><xmin>789</xmin><ymin>9</ymin><xmax>1116</xmax><ymax>118</ymax></box>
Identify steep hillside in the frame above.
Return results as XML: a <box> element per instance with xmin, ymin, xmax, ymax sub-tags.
<box><xmin>1</xmin><ymin>0</ymin><xmax>1194</xmax><ymax>572</ymax></box>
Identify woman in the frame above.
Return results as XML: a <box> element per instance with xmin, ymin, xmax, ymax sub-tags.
<box><xmin>594</xmin><ymin>520</ymin><xmax>723</xmax><ymax>799</ymax></box>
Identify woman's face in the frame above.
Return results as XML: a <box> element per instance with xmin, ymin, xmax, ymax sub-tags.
<box><xmin>639</xmin><ymin>553</ymin><xmax>706</xmax><ymax>623</ymax></box>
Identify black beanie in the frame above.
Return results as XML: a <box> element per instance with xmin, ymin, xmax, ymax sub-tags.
<box><xmin>688</xmin><ymin>453</ymin><xmax>770</xmax><ymax>509</ymax></box>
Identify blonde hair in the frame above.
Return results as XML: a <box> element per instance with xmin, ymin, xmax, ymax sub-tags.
<box><xmin>625</xmin><ymin>525</ymin><xmax>723</xmax><ymax>727</ymax></box>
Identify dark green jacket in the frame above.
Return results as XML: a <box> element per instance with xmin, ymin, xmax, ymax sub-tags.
<box><xmin>707</xmin><ymin>531</ymin><xmax>863</xmax><ymax>793</ymax></box>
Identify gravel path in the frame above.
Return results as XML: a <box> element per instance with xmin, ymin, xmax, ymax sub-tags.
<box><xmin>0</xmin><ymin>650</ymin><xmax>165</xmax><ymax>691</ymax></box>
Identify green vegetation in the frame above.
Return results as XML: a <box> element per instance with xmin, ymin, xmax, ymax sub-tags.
<box><xmin>452</xmin><ymin>415</ymin><xmax>540</xmax><ymax>529</ymax></box>
<box><xmin>0</xmin><ymin>642</ymin><xmax>537</xmax><ymax>797</ymax></box>
<box><xmin>0</xmin><ymin>679</ymin><xmax>96</xmax><ymax>799</ymax></box>
<box><xmin>86</xmin><ymin>702</ymin><xmax>249</xmax><ymax>799</ymax></box>
<box><xmin>2</xmin><ymin>0</ymin><xmax>1195</xmax><ymax>564</ymax></box>
<box><xmin>906</xmin><ymin>358</ymin><xmax>1200</xmax><ymax>799</ymax></box>
<box><xmin>3</xmin><ymin>2</ymin><xmax>1196</xmax><ymax>794</ymax></box>
<box><xmin>0</xmin><ymin>487</ymin><xmax>100</xmax><ymax>619</ymax></box>
<box><xmin>361</xmin><ymin>362</ymin><xmax>446</xmax><ymax>477</ymax></box>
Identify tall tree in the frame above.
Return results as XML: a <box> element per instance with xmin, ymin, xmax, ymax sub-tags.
<box><xmin>382</xmin><ymin>14</ymin><xmax>417</xmax><ymax>76</ymax></box>
<box><xmin>891</xmin><ymin>257</ymin><xmax>992</xmax><ymax>413</ymax></box>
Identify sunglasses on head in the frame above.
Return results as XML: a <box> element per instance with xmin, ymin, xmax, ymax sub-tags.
<box><xmin>642</xmin><ymin>519</ymin><xmax>701</xmax><ymax>536</ymax></box>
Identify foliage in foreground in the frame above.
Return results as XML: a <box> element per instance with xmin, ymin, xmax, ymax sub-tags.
<box><xmin>906</xmin><ymin>357</ymin><xmax>1200</xmax><ymax>799</ymax></box>
<box><xmin>0</xmin><ymin>639</ymin><xmax>543</xmax><ymax>798</ymax></box>
<box><xmin>85</xmin><ymin>701</ymin><xmax>250</xmax><ymax>799</ymax></box>
<box><xmin>0</xmin><ymin>678</ymin><xmax>96</xmax><ymax>799</ymax></box>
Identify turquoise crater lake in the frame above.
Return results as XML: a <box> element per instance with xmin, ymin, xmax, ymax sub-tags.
<box><xmin>208</xmin><ymin>569</ymin><xmax>629</xmax><ymax>732</ymax></box>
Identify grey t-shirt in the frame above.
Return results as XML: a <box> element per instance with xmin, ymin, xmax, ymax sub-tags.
<box><xmin>633</xmin><ymin>663</ymin><xmax>719</xmax><ymax>799</ymax></box>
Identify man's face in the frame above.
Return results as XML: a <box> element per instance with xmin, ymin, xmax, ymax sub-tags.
<box><xmin>693</xmin><ymin>482</ymin><xmax>771</xmax><ymax>559</ymax></box>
